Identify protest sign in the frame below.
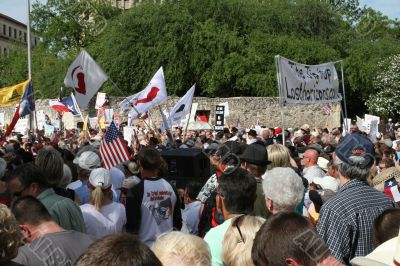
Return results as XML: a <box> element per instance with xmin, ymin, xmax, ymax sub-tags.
<box><xmin>218</xmin><ymin>102</ymin><xmax>230</xmax><ymax>117</ymax></box>
<box><xmin>37</xmin><ymin>110</ymin><xmax>46</xmax><ymax>130</ymax></box>
<box><xmin>0</xmin><ymin>113</ymin><xmax>4</xmax><ymax>128</ymax></box>
<box><xmin>369</xmin><ymin>120</ymin><xmax>378</xmax><ymax>142</ymax></box>
<box><xmin>44</xmin><ymin>124</ymin><xmax>55</xmax><ymax>137</ymax></box>
<box><xmin>95</xmin><ymin>92</ymin><xmax>106</xmax><ymax>109</ymax></box>
<box><xmin>276</xmin><ymin>56</ymin><xmax>342</xmax><ymax>105</ymax></box>
<box><xmin>15</xmin><ymin>118</ymin><xmax>28</xmax><ymax>134</ymax></box>
<box><xmin>89</xmin><ymin>117</ymin><xmax>98</xmax><ymax>129</ymax></box>
<box><xmin>123</xmin><ymin>126</ymin><xmax>135</xmax><ymax>146</ymax></box>
<box><xmin>215</xmin><ymin>105</ymin><xmax>225</xmax><ymax>130</ymax></box>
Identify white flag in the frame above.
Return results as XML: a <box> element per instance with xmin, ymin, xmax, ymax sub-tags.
<box><xmin>119</xmin><ymin>91</ymin><xmax>140</xmax><ymax>114</ymax></box>
<box><xmin>64</xmin><ymin>50</ymin><xmax>108</xmax><ymax>108</ymax></box>
<box><xmin>169</xmin><ymin>85</ymin><xmax>195</xmax><ymax>126</ymax></box>
<box><xmin>122</xmin><ymin>67</ymin><xmax>168</xmax><ymax>116</ymax></box>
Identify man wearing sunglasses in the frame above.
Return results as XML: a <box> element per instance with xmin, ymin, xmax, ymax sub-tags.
<box><xmin>7</xmin><ymin>163</ymin><xmax>85</xmax><ymax>233</ymax></box>
<box><xmin>204</xmin><ymin>167</ymin><xmax>257</xmax><ymax>266</ymax></box>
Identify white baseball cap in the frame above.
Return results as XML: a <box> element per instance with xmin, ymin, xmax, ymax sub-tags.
<box><xmin>89</xmin><ymin>168</ymin><xmax>112</xmax><ymax>189</ymax></box>
<box><xmin>73</xmin><ymin>151</ymin><xmax>101</xmax><ymax>170</ymax></box>
<box><xmin>313</xmin><ymin>176</ymin><xmax>340</xmax><ymax>192</ymax></box>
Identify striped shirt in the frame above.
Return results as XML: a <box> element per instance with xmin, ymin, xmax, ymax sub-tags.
<box><xmin>317</xmin><ymin>179</ymin><xmax>396</xmax><ymax>264</ymax></box>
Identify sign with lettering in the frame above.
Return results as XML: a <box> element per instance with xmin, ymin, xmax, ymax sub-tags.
<box><xmin>215</xmin><ymin>105</ymin><xmax>225</xmax><ymax>130</ymax></box>
<box><xmin>277</xmin><ymin>56</ymin><xmax>342</xmax><ymax>105</ymax></box>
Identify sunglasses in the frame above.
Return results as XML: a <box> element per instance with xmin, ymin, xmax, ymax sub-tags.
<box><xmin>232</xmin><ymin>214</ymin><xmax>245</xmax><ymax>243</ymax></box>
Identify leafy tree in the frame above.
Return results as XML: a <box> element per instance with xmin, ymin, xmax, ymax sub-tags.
<box><xmin>90</xmin><ymin>0</ymin><xmax>343</xmax><ymax>97</ymax></box>
<box><xmin>0</xmin><ymin>45</ymin><xmax>69</xmax><ymax>98</ymax></box>
<box><xmin>366</xmin><ymin>54</ymin><xmax>400</xmax><ymax>118</ymax></box>
<box><xmin>31</xmin><ymin>0</ymin><xmax>121</xmax><ymax>53</ymax></box>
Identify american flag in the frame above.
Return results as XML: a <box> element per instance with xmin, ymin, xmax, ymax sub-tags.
<box><xmin>99</xmin><ymin>121</ymin><xmax>131</xmax><ymax>169</ymax></box>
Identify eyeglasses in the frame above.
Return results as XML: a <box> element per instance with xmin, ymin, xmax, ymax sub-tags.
<box><xmin>232</xmin><ymin>214</ymin><xmax>245</xmax><ymax>244</ymax></box>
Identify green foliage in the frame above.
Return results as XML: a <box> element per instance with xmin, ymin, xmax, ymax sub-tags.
<box><xmin>0</xmin><ymin>45</ymin><xmax>70</xmax><ymax>98</ymax></box>
<box><xmin>31</xmin><ymin>0</ymin><xmax>121</xmax><ymax>53</ymax></box>
<box><xmin>0</xmin><ymin>0</ymin><xmax>398</xmax><ymax>120</ymax></box>
<box><xmin>91</xmin><ymin>0</ymin><xmax>343</xmax><ymax>97</ymax></box>
<box><xmin>366</xmin><ymin>54</ymin><xmax>400</xmax><ymax>118</ymax></box>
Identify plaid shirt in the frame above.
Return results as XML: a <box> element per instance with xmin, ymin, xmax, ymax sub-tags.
<box><xmin>317</xmin><ymin>179</ymin><xmax>396</xmax><ymax>264</ymax></box>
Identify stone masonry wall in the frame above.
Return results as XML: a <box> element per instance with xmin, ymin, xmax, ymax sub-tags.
<box><xmin>0</xmin><ymin>97</ymin><xmax>341</xmax><ymax>130</ymax></box>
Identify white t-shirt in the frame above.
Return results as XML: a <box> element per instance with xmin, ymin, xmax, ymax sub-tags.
<box><xmin>181</xmin><ymin>201</ymin><xmax>201</xmax><ymax>235</ymax></box>
<box><xmin>80</xmin><ymin>202</ymin><xmax>126</xmax><ymax>239</ymax></box>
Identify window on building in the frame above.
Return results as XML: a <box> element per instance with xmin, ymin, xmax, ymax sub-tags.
<box><xmin>3</xmin><ymin>25</ymin><xmax>5</xmax><ymax>35</ymax></box>
<box><xmin>14</xmin><ymin>29</ymin><xmax>17</xmax><ymax>39</ymax></box>
<box><xmin>3</xmin><ymin>48</ymin><xmax>7</xmax><ymax>54</ymax></box>
<box><xmin>9</xmin><ymin>27</ymin><xmax>11</xmax><ymax>37</ymax></box>
<box><xmin>24</xmin><ymin>32</ymin><xmax>27</xmax><ymax>43</ymax></box>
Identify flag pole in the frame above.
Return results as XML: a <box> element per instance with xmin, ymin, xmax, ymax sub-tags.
<box><xmin>275</xmin><ymin>55</ymin><xmax>286</xmax><ymax>145</ymax></box>
<box><xmin>158</xmin><ymin>105</ymin><xmax>174</xmax><ymax>145</ymax></box>
<box><xmin>70</xmin><ymin>93</ymin><xmax>85</xmax><ymax>123</ymax></box>
<box><xmin>183</xmin><ymin>102</ymin><xmax>193</xmax><ymax>143</ymax></box>
<box><xmin>108</xmin><ymin>78</ymin><xmax>152</xmax><ymax>129</ymax></box>
<box><xmin>26</xmin><ymin>0</ymin><xmax>38</xmax><ymax>132</ymax></box>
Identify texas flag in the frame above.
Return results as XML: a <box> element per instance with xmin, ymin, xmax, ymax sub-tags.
<box><xmin>49</xmin><ymin>95</ymin><xmax>80</xmax><ymax>115</ymax></box>
<box><xmin>119</xmin><ymin>67</ymin><xmax>167</xmax><ymax>115</ymax></box>
<box><xmin>64</xmin><ymin>50</ymin><xmax>108</xmax><ymax>108</ymax></box>
<box><xmin>5</xmin><ymin>80</ymin><xmax>35</xmax><ymax>137</ymax></box>
<box><xmin>384</xmin><ymin>185</ymin><xmax>400</xmax><ymax>206</ymax></box>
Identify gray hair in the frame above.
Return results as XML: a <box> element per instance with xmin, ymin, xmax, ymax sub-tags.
<box><xmin>334</xmin><ymin>156</ymin><xmax>370</xmax><ymax>181</ymax></box>
<box><xmin>59</xmin><ymin>164</ymin><xmax>73</xmax><ymax>188</ymax></box>
<box><xmin>35</xmin><ymin>147</ymin><xmax>64</xmax><ymax>187</ymax></box>
<box><xmin>262</xmin><ymin>167</ymin><xmax>304</xmax><ymax>212</ymax></box>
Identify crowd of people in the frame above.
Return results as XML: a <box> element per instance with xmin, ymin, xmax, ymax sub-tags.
<box><xmin>0</xmin><ymin>121</ymin><xmax>400</xmax><ymax>266</ymax></box>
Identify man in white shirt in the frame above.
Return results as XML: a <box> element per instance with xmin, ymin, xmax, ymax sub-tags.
<box><xmin>301</xmin><ymin>149</ymin><xmax>325</xmax><ymax>184</ymax></box>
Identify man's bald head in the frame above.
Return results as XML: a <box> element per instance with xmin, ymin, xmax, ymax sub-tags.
<box><xmin>303</xmin><ymin>149</ymin><xmax>319</xmax><ymax>166</ymax></box>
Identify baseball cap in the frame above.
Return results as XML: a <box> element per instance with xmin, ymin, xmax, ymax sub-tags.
<box><xmin>313</xmin><ymin>176</ymin><xmax>340</xmax><ymax>192</ymax></box>
<box><xmin>239</xmin><ymin>144</ymin><xmax>271</xmax><ymax>165</ymax></box>
<box><xmin>317</xmin><ymin>157</ymin><xmax>329</xmax><ymax>172</ymax></box>
<box><xmin>73</xmin><ymin>151</ymin><xmax>101</xmax><ymax>170</ymax></box>
<box><xmin>335</xmin><ymin>134</ymin><xmax>375</xmax><ymax>169</ymax></box>
<box><xmin>89</xmin><ymin>168</ymin><xmax>112</xmax><ymax>189</ymax></box>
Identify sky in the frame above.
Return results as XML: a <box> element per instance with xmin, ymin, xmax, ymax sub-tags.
<box><xmin>0</xmin><ymin>0</ymin><xmax>399</xmax><ymax>24</ymax></box>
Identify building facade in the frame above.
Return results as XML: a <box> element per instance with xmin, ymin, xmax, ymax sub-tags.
<box><xmin>0</xmin><ymin>13</ymin><xmax>40</xmax><ymax>55</ymax></box>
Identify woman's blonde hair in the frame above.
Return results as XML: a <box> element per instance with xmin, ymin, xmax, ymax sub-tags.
<box><xmin>267</xmin><ymin>144</ymin><xmax>291</xmax><ymax>170</ymax></box>
<box><xmin>0</xmin><ymin>204</ymin><xmax>22</xmax><ymax>262</ymax></box>
<box><xmin>152</xmin><ymin>231</ymin><xmax>211</xmax><ymax>266</ymax></box>
<box><xmin>222</xmin><ymin>215</ymin><xmax>265</xmax><ymax>266</ymax></box>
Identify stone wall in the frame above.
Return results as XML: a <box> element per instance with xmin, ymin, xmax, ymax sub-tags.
<box><xmin>0</xmin><ymin>97</ymin><xmax>341</xmax><ymax>130</ymax></box>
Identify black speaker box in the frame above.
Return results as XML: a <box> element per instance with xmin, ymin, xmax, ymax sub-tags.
<box><xmin>160</xmin><ymin>148</ymin><xmax>210</xmax><ymax>189</ymax></box>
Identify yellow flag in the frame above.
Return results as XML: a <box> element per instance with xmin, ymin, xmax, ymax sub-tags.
<box><xmin>0</xmin><ymin>80</ymin><xmax>30</xmax><ymax>107</ymax></box>
<box><xmin>83</xmin><ymin>115</ymin><xmax>89</xmax><ymax>132</ymax></box>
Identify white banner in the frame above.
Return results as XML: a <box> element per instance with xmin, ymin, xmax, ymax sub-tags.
<box><xmin>277</xmin><ymin>56</ymin><xmax>342</xmax><ymax>105</ymax></box>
